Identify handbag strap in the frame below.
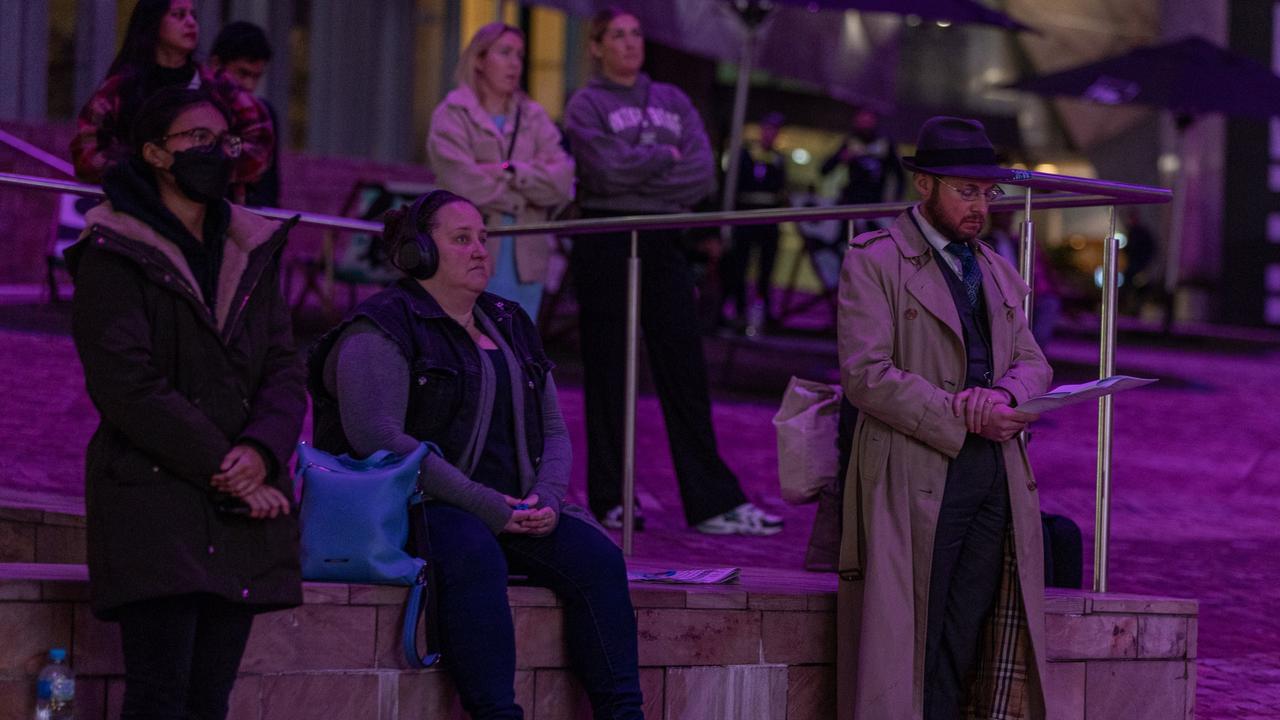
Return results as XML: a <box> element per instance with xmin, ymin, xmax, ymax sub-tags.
<box><xmin>402</xmin><ymin>581</ymin><xmax>441</xmax><ymax>668</ymax></box>
<box><xmin>403</xmin><ymin>491</ymin><xmax>441</xmax><ymax>668</ymax></box>
<box><xmin>504</xmin><ymin>101</ymin><xmax>523</xmax><ymax>162</ymax></box>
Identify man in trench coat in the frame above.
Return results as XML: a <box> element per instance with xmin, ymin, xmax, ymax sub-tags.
<box><xmin>835</xmin><ymin>116</ymin><xmax>1054</xmax><ymax>720</ymax></box>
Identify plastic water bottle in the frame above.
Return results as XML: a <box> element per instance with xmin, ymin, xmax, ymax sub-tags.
<box><xmin>34</xmin><ymin>648</ymin><xmax>74</xmax><ymax>720</ymax></box>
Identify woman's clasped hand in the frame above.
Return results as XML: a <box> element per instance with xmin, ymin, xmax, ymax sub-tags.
<box><xmin>500</xmin><ymin>493</ymin><xmax>557</xmax><ymax>536</ymax></box>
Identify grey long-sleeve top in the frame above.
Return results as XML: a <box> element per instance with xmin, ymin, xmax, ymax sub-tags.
<box><xmin>322</xmin><ymin>318</ymin><xmax>572</xmax><ymax>534</ymax></box>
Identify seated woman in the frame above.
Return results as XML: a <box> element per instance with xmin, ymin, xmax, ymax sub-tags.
<box><xmin>307</xmin><ymin>190</ymin><xmax>644</xmax><ymax>720</ymax></box>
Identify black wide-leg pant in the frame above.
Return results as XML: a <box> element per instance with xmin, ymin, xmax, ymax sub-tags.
<box><xmin>116</xmin><ymin>593</ymin><xmax>256</xmax><ymax>720</ymax></box>
<box><xmin>571</xmin><ymin>216</ymin><xmax>747</xmax><ymax>526</ymax></box>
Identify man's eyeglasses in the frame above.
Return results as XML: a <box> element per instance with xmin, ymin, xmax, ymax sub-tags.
<box><xmin>934</xmin><ymin>177</ymin><xmax>1005</xmax><ymax>203</ymax></box>
<box><xmin>157</xmin><ymin>127</ymin><xmax>244</xmax><ymax>158</ymax></box>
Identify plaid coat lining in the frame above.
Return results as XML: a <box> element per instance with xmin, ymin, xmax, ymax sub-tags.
<box><xmin>964</xmin><ymin>524</ymin><xmax>1031</xmax><ymax>720</ymax></box>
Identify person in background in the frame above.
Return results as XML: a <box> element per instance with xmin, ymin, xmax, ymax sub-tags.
<box><xmin>1121</xmin><ymin>206</ymin><xmax>1158</xmax><ymax>315</ymax></box>
<box><xmin>836</xmin><ymin>116</ymin><xmax>1052</xmax><ymax>719</ymax></box>
<box><xmin>66</xmin><ymin>86</ymin><xmax>304</xmax><ymax>720</ymax></box>
<box><xmin>210</xmin><ymin>20</ymin><xmax>281</xmax><ymax>208</ymax></box>
<box><xmin>70</xmin><ymin>0</ymin><xmax>274</xmax><ymax>202</ymax></box>
<box><xmin>721</xmin><ymin>111</ymin><xmax>788</xmax><ymax>334</ymax></box>
<box><xmin>983</xmin><ymin>211</ymin><xmax>1061</xmax><ymax>350</ymax></box>
<box><xmin>563</xmin><ymin>7</ymin><xmax>783</xmax><ymax>536</ymax></box>
<box><xmin>821</xmin><ymin>107</ymin><xmax>903</xmax><ymax>236</ymax></box>
<box><xmin>308</xmin><ymin>190</ymin><xmax>643</xmax><ymax>720</ymax></box>
<box><xmin>792</xmin><ymin>183</ymin><xmax>844</xmax><ymax>295</ymax></box>
<box><xmin>427</xmin><ymin>22</ymin><xmax>574</xmax><ymax>320</ymax></box>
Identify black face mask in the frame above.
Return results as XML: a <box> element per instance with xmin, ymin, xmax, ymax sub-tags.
<box><xmin>168</xmin><ymin>145</ymin><xmax>233</xmax><ymax>203</ymax></box>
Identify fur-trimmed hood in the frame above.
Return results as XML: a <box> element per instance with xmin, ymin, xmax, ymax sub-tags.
<box><xmin>73</xmin><ymin>202</ymin><xmax>287</xmax><ymax>333</ymax></box>
<box><xmin>67</xmin><ymin>198</ymin><xmax>305</xmax><ymax>620</ymax></box>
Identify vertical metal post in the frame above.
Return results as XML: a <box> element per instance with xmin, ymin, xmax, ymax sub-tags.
<box><xmin>1019</xmin><ymin>189</ymin><xmax>1035</xmax><ymax>322</ymax></box>
<box><xmin>1093</xmin><ymin>207</ymin><xmax>1119</xmax><ymax>593</ymax></box>
<box><xmin>1162</xmin><ymin>124</ymin><xmax>1189</xmax><ymax>329</ymax></box>
<box><xmin>1017</xmin><ymin>191</ymin><xmax>1036</xmax><ymax>449</ymax></box>
<box><xmin>720</xmin><ymin>25</ymin><xmax>757</xmax><ymax>242</ymax></box>
<box><xmin>622</xmin><ymin>230</ymin><xmax>642</xmax><ymax>556</ymax></box>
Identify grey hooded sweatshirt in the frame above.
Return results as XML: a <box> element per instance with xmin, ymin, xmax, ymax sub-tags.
<box><xmin>564</xmin><ymin>73</ymin><xmax>717</xmax><ymax>213</ymax></box>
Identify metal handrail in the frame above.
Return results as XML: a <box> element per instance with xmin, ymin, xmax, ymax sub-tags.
<box><xmin>0</xmin><ymin>129</ymin><xmax>76</xmax><ymax>177</ymax></box>
<box><xmin>0</xmin><ymin>168</ymin><xmax>1171</xmax><ymax>584</ymax></box>
<box><xmin>0</xmin><ymin>171</ymin><xmax>1168</xmax><ymax>235</ymax></box>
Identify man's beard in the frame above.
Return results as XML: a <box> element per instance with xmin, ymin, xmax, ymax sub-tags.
<box><xmin>922</xmin><ymin>190</ymin><xmax>985</xmax><ymax>243</ymax></box>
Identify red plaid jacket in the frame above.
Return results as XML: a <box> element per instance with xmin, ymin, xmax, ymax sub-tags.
<box><xmin>70</xmin><ymin>64</ymin><xmax>275</xmax><ymax>190</ymax></box>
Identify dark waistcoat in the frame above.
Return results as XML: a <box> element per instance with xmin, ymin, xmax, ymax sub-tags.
<box><xmin>935</xmin><ymin>248</ymin><xmax>1005</xmax><ymax>476</ymax></box>
<box><xmin>934</xmin><ymin>249</ymin><xmax>995</xmax><ymax>390</ymax></box>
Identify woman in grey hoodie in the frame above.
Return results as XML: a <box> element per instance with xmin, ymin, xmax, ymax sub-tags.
<box><xmin>563</xmin><ymin>8</ymin><xmax>783</xmax><ymax>537</ymax></box>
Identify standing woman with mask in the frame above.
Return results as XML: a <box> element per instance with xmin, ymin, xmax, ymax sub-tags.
<box><xmin>563</xmin><ymin>8</ymin><xmax>783</xmax><ymax>536</ymax></box>
<box><xmin>427</xmin><ymin>22</ymin><xmax>574</xmax><ymax>319</ymax></box>
<box><xmin>70</xmin><ymin>0</ymin><xmax>274</xmax><ymax>200</ymax></box>
<box><xmin>66</xmin><ymin>86</ymin><xmax>305</xmax><ymax>720</ymax></box>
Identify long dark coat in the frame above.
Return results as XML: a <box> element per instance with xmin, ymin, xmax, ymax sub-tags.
<box><xmin>67</xmin><ymin>202</ymin><xmax>305</xmax><ymax>619</ymax></box>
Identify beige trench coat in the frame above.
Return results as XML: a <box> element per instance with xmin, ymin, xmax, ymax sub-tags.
<box><xmin>835</xmin><ymin>211</ymin><xmax>1055</xmax><ymax>720</ymax></box>
<box><xmin>426</xmin><ymin>86</ymin><xmax>574</xmax><ymax>283</ymax></box>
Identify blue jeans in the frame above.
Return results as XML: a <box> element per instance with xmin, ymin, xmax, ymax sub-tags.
<box><xmin>425</xmin><ymin>504</ymin><xmax>643</xmax><ymax>720</ymax></box>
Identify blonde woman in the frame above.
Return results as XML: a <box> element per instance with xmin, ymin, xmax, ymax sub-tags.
<box><xmin>427</xmin><ymin>22</ymin><xmax>574</xmax><ymax>319</ymax></box>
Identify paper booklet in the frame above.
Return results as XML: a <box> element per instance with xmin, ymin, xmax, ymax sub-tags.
<box><xmin>626</xmin><ymin>568</ymin><xmax>741</xmax><ymax>585</ymax></box>
<box><xmin>1016</xmin><ymin>375</ymin><xmax>1157</xmax><ymax>415</ymax></box>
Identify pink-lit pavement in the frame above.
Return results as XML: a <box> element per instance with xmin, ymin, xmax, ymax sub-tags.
<box><xmin>1</xmin><ymin>301</ymin><xmax>1277</xmax><ymax>718</ymax></box>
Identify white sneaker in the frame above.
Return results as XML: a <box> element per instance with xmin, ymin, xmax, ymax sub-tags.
<box><xmin>600</xmin><ymin>505</ymin><xmax>645</xmax><ymax>531</ymax></box>
<box><xmin>696</xmin><ymin>503</ymin><xmax>784</xmax><ymax>536</ymax></box>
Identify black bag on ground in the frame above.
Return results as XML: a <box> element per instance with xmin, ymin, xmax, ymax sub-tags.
<box><xmin>1041</xmin><ymin>512</ymin><xmax>1083</xmax><ymax>588</ymax></box>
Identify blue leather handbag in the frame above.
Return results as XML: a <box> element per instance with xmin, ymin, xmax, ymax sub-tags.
<box><xmin>296</xmin><ymin>441</ymin><xmax>441</xmax><ymax>667</ymax></box>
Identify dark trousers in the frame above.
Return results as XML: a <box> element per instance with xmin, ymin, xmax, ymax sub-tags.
<box><xmin>571</xmin><ymin>220</ymin><xmax>747</xmax><ymax>525</ymax></box>
<box><xmin>924</xmin><ymin>434</ymin><xmax>1011</xmax><ymax>720</ymax></box>
<box><xmin>116</xmin><ymin>594</ymin><xmax>256</xmax><ymax>720</ymax></box>
<box><xmin>721</xmin><ymin>221</ymin><xmax>780</xmax><ymax>316</ymax></box>
<box><xmin>426</xmin><ymin>505</ymin><xmax>643</xmax><ymax>720</ymax></box>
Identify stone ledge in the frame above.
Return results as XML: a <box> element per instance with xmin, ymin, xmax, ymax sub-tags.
<box><xmin>0</xmin><ymin>513</ymin><xmax>86</xmax><ymax>567</ymax></box>
<box><xmin>1083</xmin><ymin>592</ymin><xmax>1199</xmax><ymax>616</ymax></box>
<box><xmin>0</xmin><ymin>564</ymin><xmax>1198</xmax><ymax>720</ymax></box>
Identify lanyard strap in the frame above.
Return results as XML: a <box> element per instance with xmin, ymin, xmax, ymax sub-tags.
<box><xmin>504</xmin><ymin>102</ymin><xmax>523</xmax><ymax>162</ymax></box>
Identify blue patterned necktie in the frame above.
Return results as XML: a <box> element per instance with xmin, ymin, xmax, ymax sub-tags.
<box><xmin>945</xmin><ymin>241</ymin><xmax>982</xmax><ymax>308</ymax></box>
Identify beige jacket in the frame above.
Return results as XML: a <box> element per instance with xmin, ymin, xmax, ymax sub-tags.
<box><xmin>835</xmin><ymin>211</ymin><xmax>1056</xmax><ymax>719</ymax></box>
<box><xmin>426</xmin><ymin>86</ymin><xmax>574</xmax><ymax>284</ymax></box>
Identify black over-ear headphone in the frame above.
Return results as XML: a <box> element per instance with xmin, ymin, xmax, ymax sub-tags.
<box><xmin>392</xmin><ymin>189</ymin><xmax>460</xmax><ymax>280</ymax></box>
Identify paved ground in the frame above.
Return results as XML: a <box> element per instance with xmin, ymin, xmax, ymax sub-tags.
<box><xmin>1</xmin><ymin>299</ymin><xmax>1277</xmax><ymax>717</ymax></box>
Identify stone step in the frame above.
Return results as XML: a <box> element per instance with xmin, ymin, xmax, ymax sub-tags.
<box><xmin>0</xmin><ymin>508</ymin><xmax>86</xmax><ymax>565</ymax></box>
<box><xmin>0</xmin><ymin>563</ymin><xmax>1195</xmax><ymax>720</ymax></box>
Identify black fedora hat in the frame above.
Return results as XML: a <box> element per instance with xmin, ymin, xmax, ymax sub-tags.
<box><xmin>901</xmin><ymin>116</ymin><xmax>1014</xmax><ymax>182</ymax></box>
